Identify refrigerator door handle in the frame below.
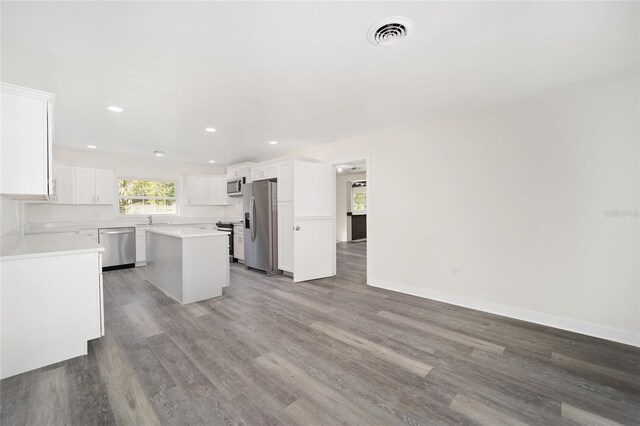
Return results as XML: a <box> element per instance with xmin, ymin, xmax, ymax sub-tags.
<box><xmin>250</xmin><ymin>196</ymin><xmax>257</xmax><ymax>241</ymax></box>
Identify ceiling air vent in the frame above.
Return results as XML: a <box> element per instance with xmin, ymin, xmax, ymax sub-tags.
<box><xmin>367</xmin><ymin>16</ymin><xmax>414</xmax><ymax>46</ymax></box>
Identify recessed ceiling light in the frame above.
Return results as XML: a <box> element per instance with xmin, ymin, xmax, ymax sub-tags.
<box><xmin>209</xmin><ymin>160</ymin><xmax>216</xmax><ymax>164</ymax></box>
<box><xmin>337</xmin><ymin>167</ymin><xmax>343</xmax><ymax>172</ymax></box>
<box><xmin>153</xmin><ymin>150</ymin><xmax>165</xmax><ymax>157</ymax></box>
<box><xmin>205</xmin><ymin>127</ymin><xmax>216</xmax><ymax>133</ymax></box>
<box><xmin>86</xmin><ymin>145</ymin><xmax>97</xmax><ymax>149</ymax></box>
<box><xmin>269</xmin><ymin>141</ymin><xmax>278</xmax><ymax>145</ymax></box>
<box><xmin>107</xmin><ymin>106</ymin><xmax>123</xmax><ymax>113</ymax></box>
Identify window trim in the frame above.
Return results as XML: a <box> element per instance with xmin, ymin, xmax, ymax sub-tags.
<box><xmin>117</xmin><ymin>176</ymin><xmax>179</xmax><ymax>216</ymax></box>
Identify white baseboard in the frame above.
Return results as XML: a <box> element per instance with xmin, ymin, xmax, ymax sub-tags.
<box><xmin>369</xmin><ymin>278</ymin><xmax>640</xmax><ymax>348</ymax></box>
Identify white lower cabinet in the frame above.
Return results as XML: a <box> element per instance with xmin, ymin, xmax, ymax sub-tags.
<box><xmin>0</xmin><ymin>249</ymin><xmax>104</xmax><ymax>379</ymax></box>
<box><xmin>79</xmin><ymin>229</ymin><xmax>99</xmax><ymax>243</ymax></box>
<box><xmin>136</xmin><ymin>226</ymin><xmax>150</xmax><ymax>263</ymax></box>
<box><xmin>233</xmin><ymin>223</ymin><xmax>244</xmax><ymax>261</ymax></box>
<box><xmin>277</xmin><ymin>201</ymin><xmax>294</xmax><ymax>272</ymax></box>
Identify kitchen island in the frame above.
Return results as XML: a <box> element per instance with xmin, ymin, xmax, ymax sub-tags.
<box><xmin>145</xmin><ymin>227</ymin><xmax>229</xmax><ymax>304</ymax></box>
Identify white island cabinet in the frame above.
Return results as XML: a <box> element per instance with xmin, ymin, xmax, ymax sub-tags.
<box><xmin>146</xmin><ymin>227</ymin><xmax>229</xmax><ymax>304</ymax></box>
<box><xmin>0</xmin><ymin>234</ymin><xmax>104</xmax><ymax>379</ymax></box>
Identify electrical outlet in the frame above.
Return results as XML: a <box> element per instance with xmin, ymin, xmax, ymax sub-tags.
<box><xmin>451</xmin><ymin>264</ymin><xmax>460</xmax><ymax>276</ymax></box>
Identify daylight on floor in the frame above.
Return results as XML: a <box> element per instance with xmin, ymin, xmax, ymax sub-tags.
<box><xmin>0</xmin><ymin>1</ymin><xmax>638</xmax><ymax>425</ymax></box>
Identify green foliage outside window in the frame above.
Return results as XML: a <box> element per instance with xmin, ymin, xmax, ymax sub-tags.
<box><xmin>353</xmin><ymin>192</ymin><xmax>367</xmax><ymax>212</ymax></box>
<box><xmin>119</xmin><ymin>179</ymin><xmax>176</xmax><ymax>215</ymax></box>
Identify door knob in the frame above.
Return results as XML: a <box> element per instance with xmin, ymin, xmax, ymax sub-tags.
<box><xmin>295</xmin><ymin>226</ymin><xmax>300</xmax><ymax>231</ymax></box>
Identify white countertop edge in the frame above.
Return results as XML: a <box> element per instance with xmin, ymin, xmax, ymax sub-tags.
<box><xmin>1</xmin><ymin>246</ymin><xmax>104</xmax><ymax>262</ymax></box>
<box><xmin>145</xmin><ymin>227</ymin><xmax>229</xmax><ymax>239</ymax></box>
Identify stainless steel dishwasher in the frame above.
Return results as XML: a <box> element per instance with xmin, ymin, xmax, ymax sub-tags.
<box><xmin>98</xmin><ymin>227</ymin><xmax>136</xmax><ymax>269</ymax></box>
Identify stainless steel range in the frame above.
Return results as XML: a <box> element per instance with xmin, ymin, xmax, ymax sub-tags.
<box><xmin>215</xmin><ymin>221</ymin><xmax>235</xmax><ymax>262</ymax></box>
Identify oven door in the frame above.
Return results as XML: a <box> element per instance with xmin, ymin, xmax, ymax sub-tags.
<box><xmin>227</xmin><ymin>179</ymin><xmax>243</xmax><ymax>197</ymax></box>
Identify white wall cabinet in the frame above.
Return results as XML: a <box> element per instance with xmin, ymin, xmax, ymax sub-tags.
<box><xmin>73</xmin><ymin>167</ymin><xmax>114</xmax><ymax>205</ymax></box>
<box><xmin>184</xmin><ymin>176</ymin><xmax>208</xmax><ymax>205</ymax></box>
<box><xmin>95</xmin><ymin>169</ymin><xmax>115</xmax><ymax>204</ymax></box>
<box><xmin>277</xmin><ymin>162</ymin><xmax>293</xmax><ymax>202</ymax></box>
<box><xmin>0</xmin><ymin>83</ymin><xmax>54</xmax><ymax>200</ymax></box>
<box><xmin>52</xmin><ymin>165</ymin><xmax>74</xmax><ymax>204</ymax></box>
<box><xmin>208</xmin><ymin>176</ymin><xmax>228</xmax><ymax>206</ymax></box>
<box><xmin>184</xmin><ymin>175</ymin><xmax>227</xmax><ymax>205</ymax></box>
<box><xmin>227</xmin><ymin>163</ymin><xmax>253</xmax><ymax>182</ymax></box>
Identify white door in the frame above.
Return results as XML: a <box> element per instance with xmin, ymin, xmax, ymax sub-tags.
<box><xmin>277</xmin><ymin>201</ymin><xmax>294</xmax><ymax>272</ymax></box>
<box><xmin>94</xmin><ymin>169</ymin><xmax>114</xmax><ymax>204</ymax></box>
<box><xmin>293</xmin><ymin>161</ymin><xmax>334</xmax><ymax>282</ymax></box>
<box><xmin>74</xmin><ymin>167</ymin><xmax>96</xmax><ymax>204</ymax></box>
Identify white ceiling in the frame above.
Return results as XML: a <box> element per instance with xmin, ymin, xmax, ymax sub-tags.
<box><xmin>2</xmin><ymin>1</ymin><xmax>638</xmax><ymax>166</ymax></box>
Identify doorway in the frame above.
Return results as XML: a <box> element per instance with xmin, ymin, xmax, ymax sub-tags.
<box><xmin>334</xmin><ymin>159</ymin><xmax>368</xmax><ymax>285</ymax></box>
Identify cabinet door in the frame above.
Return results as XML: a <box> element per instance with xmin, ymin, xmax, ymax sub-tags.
<box><xmin>277</xmin><ymin>201</ymin><xmax>294</xmax><ymax>272</ymax></box>
<box><xmin>185</xmin><ymin>176</ymin><xmax>208</xmax><ymax>205</ymax></box>
<box><xmin>0</xmin><ymin>92</ymin><xmax>49</xmax><ymax>197</ymax></box>
<box><xmin>94</xmin><ymin>169</ymin><xmax>114</xmax><ymax>204</ymax></box>
<box><xmin>265</xmin><ymin>165</ymin><xmax>278</xmax><ymax>180</ymax></box>
<box><xmin>207</xmin><ymin>176</ymin><xmax>228</xmax><ymax>205</ymax></box>
<box><xmin>277</xmin><ymin>162</ymin><xmax>293</xmax><ymax>202</ymax></box>
<box><xmin>251</xmin><ymin>167</ymin><xmax>265</xmax><ymax>181</ymax></box>
<box><xmin>74</xmin><ymin>167</ymin><xmax>96</xmax><ymax>204</ymax></box>
<box><xmin>52</xmin><ymin>165</ymin><xmax>74</xmax><ymax>204</ymax></box>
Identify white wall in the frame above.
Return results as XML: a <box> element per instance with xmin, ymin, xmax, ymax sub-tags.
<box><xmin>336</xmin><ymin>173</ymin><xmax>366</xmax><ymax>242</ymax></box>
<box><xmin>300</xmin><ymin>69</ymin><xmax>640</xmax><ymax>346</ymax></box>
<box><xmin>26</xmin><ymin>150</ymin><xmax>238</xmax><ymax>223</ymax></box>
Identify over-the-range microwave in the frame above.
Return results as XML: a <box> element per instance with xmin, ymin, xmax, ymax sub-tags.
<box><xmin>227</xmin><ymin>177</ymin><xmax>245</xmax><ymax>197</ymax></box>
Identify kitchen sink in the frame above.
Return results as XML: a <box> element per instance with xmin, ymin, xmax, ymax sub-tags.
<box><xmin>135</xmin><ymin>222</ymin><xmax>171</xmax><ymax>226</ymax></box>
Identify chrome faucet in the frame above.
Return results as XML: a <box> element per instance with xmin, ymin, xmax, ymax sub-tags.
<box><xmin>148</xmin><ymin>215</ymin><xmax>154</xmax><ymax>225</ymax></box>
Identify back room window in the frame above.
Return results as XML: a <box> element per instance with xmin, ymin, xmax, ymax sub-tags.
<box><xmin>119</xmin><ymin>179</ymin><xmax>176</xmax><ymax>215</ymax></box>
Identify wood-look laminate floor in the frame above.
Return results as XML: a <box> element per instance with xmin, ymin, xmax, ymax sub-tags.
<box><xmin>2</xmin><ymin>241</ymin><xmax>640</xmax><ymax>425</ymax></box>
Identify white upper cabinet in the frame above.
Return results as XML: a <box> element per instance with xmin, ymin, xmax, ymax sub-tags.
<box><xmin>52</xmin><ymin>164</ymin><xmax>74</xmax><ymax>204</ymax></box>
<box><xmin>184</xmin><ymin>176</ymin><xmax>209</xmax><ymax>205</ymax></box>
<box><xmin>227</xmin><ymin>163</ymin><xmax>253</xmax><ymax>182</ymax></box>
<box><xmin>0</xmin><ymin>83</ymin><xmax>54</xmax><ymax>200</ymax></box>
<box><xmin>251</xmin><ymin>167</ymin><xmax>266</xmax><ymax>181</ymax></box>
<box><xmin>207</xmin><ymin>176</ymin><xmax>228</xmax><ymax>206</ymax></box>
<box><xmin>74</xmin><ymin>167</ymin><xmax>96</xmax><ymax>204</ymax></box>
<box><xmin>277</xmin><ymin>162</ymin><xmax>293</xmax><ymax>202</ymax></box>
<box><xmin>94</xmin><ymin>169</ymin><xmax>114</xmax><ymax>205</ymax></box>
<box><xmin>184</xmin><ymin>175</ymin><xmax>227</xmax><ymax>205</ymax></box>
<box><xmin>73</xmin><ymin>167</ymin><xmax>114</xmax><ymax>205</ymax></box>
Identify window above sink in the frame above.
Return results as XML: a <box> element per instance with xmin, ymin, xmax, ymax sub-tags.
<box><xmin>119</xmin><ymin>178</ymin><xmax>177</xmax><ymax>216</ymax></box>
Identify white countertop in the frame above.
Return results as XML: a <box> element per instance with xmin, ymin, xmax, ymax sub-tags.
<box><xmin>1</xmin><ymin>233</ymin><xmax>104</xmax><ymax>261</ymax></box>
<box><xmin>25</xmin><ymin>217</ymin><xmax>232</xmax><ymax>234</ymax></box>
<box><xmin>146</xmin><ymin>227</ymin><xmax>229</xmax><ymax>239</ymax></box>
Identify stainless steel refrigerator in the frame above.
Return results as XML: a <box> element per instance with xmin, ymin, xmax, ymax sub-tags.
<box><xmin>243</xmin><ymin>181</ymin><xmax>280</xmax><ymax>275</ymax></box>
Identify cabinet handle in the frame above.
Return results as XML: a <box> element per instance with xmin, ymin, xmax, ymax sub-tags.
<box><xmin>97</xmin><ymin>195</ymin><xmax>99</xmax><ymax>203</ymax></box>
<box><xmin>295</xmin><ymin>226</ymin><xmax>300</xmax><ymax>231</ymax></box>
